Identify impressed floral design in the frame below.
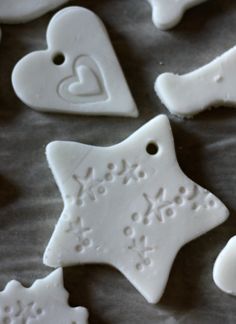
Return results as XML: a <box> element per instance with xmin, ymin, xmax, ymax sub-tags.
<box><xmin>124</xmin><ymin>184</ymin><xmax>218</xmax><ymax>271</ymax></box>
<box><xmin>71</xmin><ymin>159</ymin><xmax>146</xmax><ymax>207</ymax></box>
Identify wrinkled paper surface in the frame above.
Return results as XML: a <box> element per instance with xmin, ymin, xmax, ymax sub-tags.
<box><xmin>0</xmin><ymin>0</ymin><xmax>236</xmax><ymax>323</ymax></box>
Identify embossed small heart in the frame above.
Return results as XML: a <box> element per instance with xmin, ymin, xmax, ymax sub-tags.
<box><xmin>58</xmin><ymin>56</ymin><xmax>108</xmax><ymax>104</ymax></box>
<box><xmin>12</xmin><ymin>7</ymin><xmax>138</xmax><ymax>117</ymax></box>
<box><xmin>69</xmin><ymin>66</ymin><xmax>101</xmax><ymax>97</ymax></box>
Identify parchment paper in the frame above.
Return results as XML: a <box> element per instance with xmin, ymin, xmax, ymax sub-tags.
<box><xmin>1</xmin><ymin>0</ymin><xmax>236</xmax><ymax>323</ymax></box>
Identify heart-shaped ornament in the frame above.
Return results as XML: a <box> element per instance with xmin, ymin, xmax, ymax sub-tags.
<box><xmin>0</xmin><ymin>0</ymin><xmax>68</xmax><ymax>23</ymax></box>
<box><xmin>12</xmin><ymin>7</ymin><xmax>138</xmax><ymax>117</ymax></box>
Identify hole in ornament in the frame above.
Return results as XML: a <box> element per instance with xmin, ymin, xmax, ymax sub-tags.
<box><xmin>52</xmin><ymin>52</ymin><xmax>65</xmax><ymax>65</ymax></box>
<box><xmin>146</xmin><ymin>142</ymin><xmax>159</xmax><ymax>155</ymax></box>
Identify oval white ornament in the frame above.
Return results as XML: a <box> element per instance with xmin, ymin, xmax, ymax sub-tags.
<box><xmin>12</xmin><ymin>6</ymin><xmax>138</xmax><ymax>117</ymax></box>
<box><xmin>213</xmin><ymin>236</ymin><xmax>236</xmax><ymax>295</ymax></box>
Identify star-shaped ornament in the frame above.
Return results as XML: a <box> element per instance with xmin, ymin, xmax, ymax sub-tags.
<box><xmin>43</xmin><ymin>115</ymin><xmax>229</xmax><ymax>303</ymax></box>
<box><xmin>0</xmin><ymin>269</ymin><xmax>88</xmax><ymax>323</ymax></box>
<box><xmin>147</xmin><ymin>0</ymin><xmax>207</xmax><ymax>30</ymax></box>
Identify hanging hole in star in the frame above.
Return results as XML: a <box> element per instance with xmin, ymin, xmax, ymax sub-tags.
<box><xmin>146</xmin><ymin>142</ymin><xmax>159</xmax><ymax>155</ymax></box>
<box><xmin>52</xmin><ymin>52</ymin><xmax>65</xmax><ymax>65</ymax></box>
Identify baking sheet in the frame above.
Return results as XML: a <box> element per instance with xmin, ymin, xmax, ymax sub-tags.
<box><xmin>1</xmin><ymin>0</ymin><xmax>236</xmax><ymax>323</ymax></box>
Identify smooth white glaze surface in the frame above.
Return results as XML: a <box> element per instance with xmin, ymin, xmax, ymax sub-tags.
<box><xmin>43</xmin><ymin>115</ymin><xmax>228</xmax><ymax>304</ymax></box>
<box><xmin>0</xmin><ymin>269</ymin><xmax>89</xmax><ymax>323</ymax></box>
<box><xmin>213</xmin><ymin>236</ymin><xmax>236</xmax><ymax>296</ymax></box>
<box><xmin>155</xmin><ymin>46</ymin><xmax>236</xmax><ymax>117</ymax></box>
<box><xmin>0</xmin><ymin>0</ymin><xmax>68</xmax><ymax>23</ymax></box>
<box><xmin>12</xmin><ymin>7</ymin><xmax>138</xmax><ymax>117</ymax></box>
<box><xmin>147</xmin><ymin>0</ymin><xmax>207</xmax><ymax>30</ymax></box>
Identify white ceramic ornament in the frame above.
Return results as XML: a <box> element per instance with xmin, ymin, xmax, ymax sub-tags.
<box><xmin>213</xmin><ymin>236</ymin><xmax>236</xmax><ymax>296</ymax></box>
<box><xmin>43</xmin><ymin>115</ymin><xmax>228</xmax><ymax>304</ymax></box>
<box><xmin>155</xmin><ymin>46</ymin><xmax>236</xmax><ymax>117</ymax></box>
<box><xmin>12</xmin><ymin>7</ymin><xmax>138</xmax><ymax>118</ymax></box>
<box><xmin>147</xmin><ymin>0</ymin><xmax>207</xmax><ymax>30</ymax></box>
<box><xmin>0</xmin><ymin>269</ymin><xmax>89</xmax><ymax>323</ymax></box>
<box><xmin>0</xmin><ymin>0</ymin><xmax>68</xmax><ymax>23</ymax></box>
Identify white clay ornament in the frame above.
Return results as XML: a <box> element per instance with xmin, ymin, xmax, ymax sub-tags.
<box><xmin>0</xmin><ymin>268</ymin><xmax>89</xmax><ymax>323</ymax></box>
<box><xmin>12</xmin><ymin>7</ymin><xmax>138</xmax><ymax>118</ymax></box>
<box><xmin>147</xmin><ymin>0</ymin><xmax>207</xmax><ymax>30</ymax></box>
<box><xmin>213</xmin><ymin>236</ymin><xmax>236</xmax><ymax>296</ymax></box>
<box><xmin>0</xmin><ymin>0</ymin><xmax>68</xmax><ymax>24</ymax></box>
<box><xmin>155</xmin><ymin>46</ymin><xmax>236</xmax><ymax>117</ymax></box>
<box><xmin>43</xmin><ymin>115</ymin><xmax>228</xmax><ymax>304</ymax></box>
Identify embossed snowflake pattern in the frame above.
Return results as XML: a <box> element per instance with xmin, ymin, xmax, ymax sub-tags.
<box><xmin>70</xmin><ymin>160</ymin><xmax>146</xmax><ymax>207</ymax></box>
<box><xmin>128</xmin><ymin>235</ymin><xmax>156</xmax><ymax>271</ymax></box>
<box><xmin>117</xmin><ymin>160</ymin><xmax>145</xmax><ymax>185</ymax></box>
<box><xmin>143</xmin><ymin>188</ymin><xmax>175</xmax><ymax>224</ymax></box>
<box><xmin>65</xmin><ymin>216</ymin><xmax>92</xmax><ymax>253</ymax></box>
<box><xmin>1</xmin><ymin>300</ymin><xmax>43</xmax><ymax>324</ymax></box>
<box><xmin>72</xmin><ymin>167</ymin><xmax>106</xmax><ymax>206</ymax></box>
<box><xmin>123</xmin><ymin>184</ymin><xmax>216</xmax><ymax>272</ymax></box>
